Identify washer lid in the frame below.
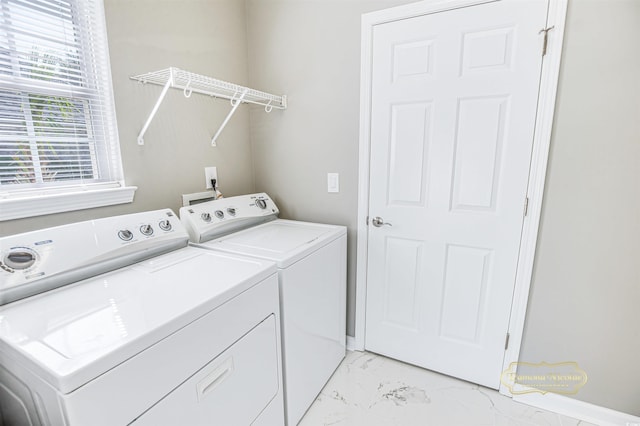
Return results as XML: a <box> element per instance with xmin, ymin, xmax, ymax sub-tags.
<box><xmin>197</xmin><ymin>219</ymin><xmax>346</xmax><ymax>268</ymax></box>
<box><xmin>0</xmin><ymin>247</ymin><xmax>276</xmax><ymax>394</ymax></box>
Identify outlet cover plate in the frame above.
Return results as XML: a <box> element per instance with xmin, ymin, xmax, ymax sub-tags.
<box><xmin>205</xmin><ymin>167</ymin><xmax>218</xmax><ymax>189</ymax></box>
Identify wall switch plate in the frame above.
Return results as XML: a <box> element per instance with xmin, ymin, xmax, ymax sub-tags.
<box><xmin>327</xmin><ymin>172</ymin><xmax>339</xmax><ymax>193</ymax></box>
<box><xmin>205</xmin><ymin>167</ymin><xmax>218</xmax><ymax>189</ymax></box>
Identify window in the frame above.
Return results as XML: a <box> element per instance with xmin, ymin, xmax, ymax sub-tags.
<box><xmin>0</xmin><ymin>0</ymin><xmax>134</xmax><ymax>221</ymax></box>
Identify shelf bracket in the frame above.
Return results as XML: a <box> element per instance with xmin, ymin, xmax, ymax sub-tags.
<box><xmin>211</xmin><ymin>88</ymin><xmax>248</xmax><ymax>146</ymax></box>
<box><xmin>130</xmin><ymin>68</ymin><xmax>286</xmax><ymax>147</ymax></box>
<box><xmin>137</xmin><ymin>71</ymin><xmax>174</xmax><ymax>145</ymax></box>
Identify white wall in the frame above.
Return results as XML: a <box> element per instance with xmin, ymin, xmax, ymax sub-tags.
<box><xmin>246</xmin><ymin>0</ymin><xmax>416</xmax><ymax>336</ymax></box>
<box><xmin>1</xmin><ymin>0</ymin><xmax>255</xmax><ymax>236</ymax></box>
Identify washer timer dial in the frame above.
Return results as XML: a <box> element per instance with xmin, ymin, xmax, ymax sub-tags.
<box><xmin>3</xmin><ymin>247</ymin><xmax>37</xmax><ymax>270</ymax></box>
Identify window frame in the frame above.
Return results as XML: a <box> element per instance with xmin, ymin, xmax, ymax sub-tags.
<box><xmin>0</xmin><ymin>0</ymin><xmax>135</xmax><ymax>221</ymax></box>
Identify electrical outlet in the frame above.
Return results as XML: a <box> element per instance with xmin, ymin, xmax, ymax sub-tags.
<box><xmin>205</xmin><ymin>167</ymin><xmax>218</xmax><ymax>189</ymax></box>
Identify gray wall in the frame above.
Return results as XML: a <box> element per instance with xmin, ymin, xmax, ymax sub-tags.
<box><xmin>246</xmin><ymin>0</ymin><xmax>416</xmax><ymax>337</ymax></box>
<box><xmin>520</xmin><ymin>0</ymin><xmax>640</xmax><ymax>416</ymax></box>
<box><xmin>1</xmin><ymin>0</ymin><xmax>255</xmax><ymax>236</ymax></box>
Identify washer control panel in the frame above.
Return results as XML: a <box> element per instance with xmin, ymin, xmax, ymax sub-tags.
<box><xmin>0</xmin><ymin>209</ymin><xmax>188</xmax><ymax>305</ymax></box>
<box><xmin>179</xmin><ymin>193</ymin><xmax>279</xmax><ymax>243</ymax></box>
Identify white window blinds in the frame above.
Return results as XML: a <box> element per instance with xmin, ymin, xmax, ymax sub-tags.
<box><xmin>0</xmin><ymin>0</ymin><xmax>124</xmax><ymax>194</ymax></box>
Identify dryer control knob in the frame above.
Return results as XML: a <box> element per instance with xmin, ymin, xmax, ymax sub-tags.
<box><xmin>201</xmin><ymin>212</ymin><xmax>211</xmax><ymax>222</ymax></box>
<box><xmin>256</xmin><ymin>199</ymin><xmax>267</xmax><ymax>209</ymax></box>
<box><xmin>227</xmin><ymin>207</ymin><xmax>236</xmax><ymax>216</ymax></box>
<box><xmin>140</xmin><ymin>224</ymin><xmax>154</xmax><ymax>236</ymax></box>
<box><xmin>118</xmin><ymin>229</ymin><xmax>134</xmax><ymax>241</ymax></box>
<box><xmin>159</xmin><ymin>220</ymin><xmax>172</xmax><ymax>231</ymax></box>
<box><xmin>215</xmin><ymin>210</ymin><xmax>224</xmax><ymax>219</ymax></box>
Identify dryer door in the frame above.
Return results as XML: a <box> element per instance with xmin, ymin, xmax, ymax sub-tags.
<box><xmin>131</xmin><ymin>314</ymin><xmax>282</xmax><ymax>425</ymax></box>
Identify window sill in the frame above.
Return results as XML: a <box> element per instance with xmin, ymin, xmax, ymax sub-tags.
<box><xmin>0</xmin><ymin>186</ymin><xmax>137</xmax><ymax>221</ymax></box>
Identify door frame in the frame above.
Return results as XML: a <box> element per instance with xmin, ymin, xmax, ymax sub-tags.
<box><xmin>354</xmin><ymin>0</ymin><xmax>568</xmax><ymax>395</ymax></box>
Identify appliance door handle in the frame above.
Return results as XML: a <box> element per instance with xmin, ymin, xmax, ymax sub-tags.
<box><xmin>196</xmin><ymin>357</ymin><xmax>234</xmax><ymax>402</ymax></box>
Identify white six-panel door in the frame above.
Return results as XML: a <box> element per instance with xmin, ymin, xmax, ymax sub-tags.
<box><xmin>365</xmin><ymin>0</ymin><xmax>548</xmax><ymax>389</ymax></box>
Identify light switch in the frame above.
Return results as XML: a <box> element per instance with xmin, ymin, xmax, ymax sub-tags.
<box><xmin>327</xmin><ymin>173</ymin><xmax>339</xmax><ymax>193</ymax></box>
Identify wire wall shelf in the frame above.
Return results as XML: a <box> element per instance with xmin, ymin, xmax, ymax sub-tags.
<box><xmin>130</xmin><ymin>67</ymin><xmax>287</xmax><ymax>146</ymax></box>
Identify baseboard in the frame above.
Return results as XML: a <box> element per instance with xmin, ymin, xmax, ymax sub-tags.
<box><xmin>513</xmin><ymin>390</ymin><xmax>640</xmax><ymax>426</ymax></box>
<box><xmin>346</xmin><ymin>335</ymin><xmax>359</xmax><ymax>352</ymax></box>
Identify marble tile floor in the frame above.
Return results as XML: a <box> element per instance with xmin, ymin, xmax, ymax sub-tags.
<box><xmin>299</xmin><ymin>351</ymin><xmax>596</xmax><ymax>426</ymax></box>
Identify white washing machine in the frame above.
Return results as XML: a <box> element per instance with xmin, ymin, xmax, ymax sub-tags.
<box><xmin>180</xmin><ymin>193</ymin><xmax>347</xmax><ymax>425</ymax></box>
<box><xmin>0</xmin><ymin>209</ymin><xmax>284</xmax><ymax>426</ymax></box>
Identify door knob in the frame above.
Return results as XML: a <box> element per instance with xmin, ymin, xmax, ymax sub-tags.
<box><xmin>371</xmin><ymin>216</ymin><xmax>392</xmax><ymax>227</ymax></box>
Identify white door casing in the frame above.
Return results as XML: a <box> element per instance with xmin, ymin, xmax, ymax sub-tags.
<box><xmin>355</xmin><ymin>0</ymin><xmax>567</xmax><ymax>392</ymax></box>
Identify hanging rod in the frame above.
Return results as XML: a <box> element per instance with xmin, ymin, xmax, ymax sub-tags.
<box><xmin>130</xmin><ymin>67</ymin><xmax>287</xmax><ymax>146</ymax></box>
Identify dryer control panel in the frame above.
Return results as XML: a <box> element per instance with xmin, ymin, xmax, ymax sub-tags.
<box><xmin>0</xmin><ymin>209</ymin><xmax>189</xmax><ymax>305</ymax></box>
<box><xmin>179</xmin><ymin>193</ymin><xmax>279</xmax><ymax>243</ymax></box>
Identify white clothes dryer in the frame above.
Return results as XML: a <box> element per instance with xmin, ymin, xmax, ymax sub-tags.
<box><xmin>180</xmin><ymin>193</ymin><xmax>347</xmax><ymax>425</ymax></box>
<box><xmin>0</xmin><ymin>209</ymin><xmax>284</xmax><ymax>426</ymax></box>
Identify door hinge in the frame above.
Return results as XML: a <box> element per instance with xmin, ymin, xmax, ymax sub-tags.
<box><xmin>523</xmin><ymin>196</ymin><xmax>529</xmax><ymax>217</ymax></box>
<box><xmin>539</xmin><ymin>26</ymin><xmax>555</xmax><ymax>56</ymax></box>
<box><xmin>504</xmin><ymin>332</ymin><xmax>510</xmax><ymax>350</ymax></box>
